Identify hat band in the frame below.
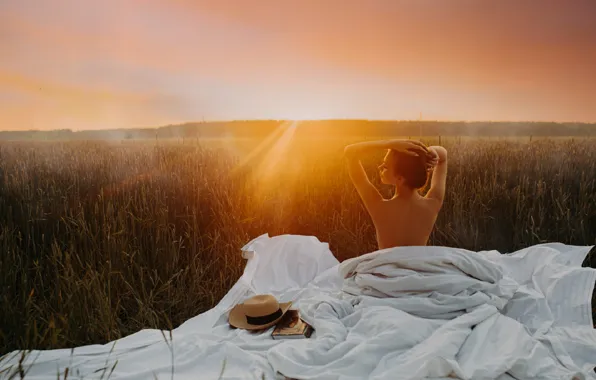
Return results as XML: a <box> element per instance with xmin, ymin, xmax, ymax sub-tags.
<box><xmin>245</xmin><ymin>308</ymin><xmax>283</xmax><ymax>326</ymax></box>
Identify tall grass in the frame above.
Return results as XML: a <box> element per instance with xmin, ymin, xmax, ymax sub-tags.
<box><xmin>0</xmin><ymin>137</ymin><xmax>595</xmax><ymax>354</ymax></box>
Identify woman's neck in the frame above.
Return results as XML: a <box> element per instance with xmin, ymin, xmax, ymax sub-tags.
<box><xmin>393</xmin><ymin>186</ymin><xmax>419</xmax><ymax>200</ymax></box>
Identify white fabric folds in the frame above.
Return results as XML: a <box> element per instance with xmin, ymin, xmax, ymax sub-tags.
<box><xmin>1</xmin><ymin>235</ymin><xmax>595</xmax><ymax>380</ymax></box>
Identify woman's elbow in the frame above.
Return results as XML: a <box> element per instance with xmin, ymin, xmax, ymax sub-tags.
<box><xmin>343</xmin><ymin>145</ymin><xmax>356</xmax><ymax>159</ymax></box>
<box><xmin>433</xmin><ymin>146</ymin><xmax>448</xmax><ymax>162</ymax></box>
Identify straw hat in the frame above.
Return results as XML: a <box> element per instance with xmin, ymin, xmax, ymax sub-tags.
<box><xmin>228</xmin><ymin>294</ymin><xmax>292</xmax><ymax>330</ymax></box>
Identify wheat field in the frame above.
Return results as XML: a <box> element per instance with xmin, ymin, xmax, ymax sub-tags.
<box><xmin>1</xmin><ymin>136</ymin><xmax>595</xmax><ymax>354</ymax></box>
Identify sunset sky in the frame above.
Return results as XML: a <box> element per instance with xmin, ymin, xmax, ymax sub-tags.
<box><xmin>1</xmin><ymin>0</ymin><xmax>595</xmax><ymax>131</ymax></box>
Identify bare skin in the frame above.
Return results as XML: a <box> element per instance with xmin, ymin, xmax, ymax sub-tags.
<box><xmin>344</xmin><ymin>139</ymin><xmax>448</xmax><ymax>250</ymax></box>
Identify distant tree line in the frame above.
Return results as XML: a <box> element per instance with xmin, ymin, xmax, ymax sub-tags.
<box><xmin>0</xmin><ymin>120</ymin><xmax>595</xmax><ymax>140</ymax></box>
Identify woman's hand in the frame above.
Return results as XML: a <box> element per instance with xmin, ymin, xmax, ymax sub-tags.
<box><xmin>387</xmin><ymin>139</ymin><xmax>430</xmax><ymax>158</ymax></box>
<box><xmin>344</xmin><ymin>139</ymin><xmax>430</xmax><ymax>160</ymax></box>
<box><xmin>425</xmin><ymin>147</ymin><xmax>440</xmax><ymax>171</ymax></box>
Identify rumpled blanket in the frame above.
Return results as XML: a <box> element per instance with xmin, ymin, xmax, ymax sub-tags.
<box><xmin>270</xmin><ymin>246</ymin><xmax>596</xmax><ymax>379</ymax></box>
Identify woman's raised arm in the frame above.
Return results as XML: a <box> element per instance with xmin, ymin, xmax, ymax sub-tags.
<box><xmin>425</xmin><ymin>146</ymin><xmax>448</xmax><ymax>205</ymax></box>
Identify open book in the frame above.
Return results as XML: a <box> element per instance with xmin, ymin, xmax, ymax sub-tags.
<box><xmin>272</xmin><ymin>309</ymin><xmax>313</xmax><ymax>340</ymax></box>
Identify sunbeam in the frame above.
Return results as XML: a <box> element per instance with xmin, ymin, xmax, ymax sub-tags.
<box><xmin>231</xmin><ymin>121</ymin><xmax>293</xmax><ymax>173</ymax></box>
<box><xmin>255</xmin><ymin>121</ymin><xmax>299</xmax><ymax>180</ymax></box>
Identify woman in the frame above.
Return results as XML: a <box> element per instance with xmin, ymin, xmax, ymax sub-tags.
<box><xmin>344</xmin><ymin>139</ymin><xmax>448</xmax><ymax>249</ymax></box>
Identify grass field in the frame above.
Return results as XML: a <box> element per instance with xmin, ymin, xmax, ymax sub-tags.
<box><xmin>1</xmin><ymin>135</ymin><xmax>595</xmax><ymax>354</ymax></box>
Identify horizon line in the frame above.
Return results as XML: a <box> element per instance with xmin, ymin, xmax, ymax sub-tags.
<box><xmin>2</xmin><ymin>118</ymin><xmax>596</xmax><ymax>134</ymax></box>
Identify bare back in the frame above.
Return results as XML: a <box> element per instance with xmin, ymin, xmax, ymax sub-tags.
<box><xmin>370</xmin><ymin>196</ymin><xmax>440</xmax><ymax>249</ymax></box>
<box><xmin>344</xmin><ymin>143</ymin><xmax>448</xmax><ymax>251</ymax></box>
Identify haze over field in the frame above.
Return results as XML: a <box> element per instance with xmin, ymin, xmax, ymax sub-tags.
<box><xmin>1</xmin><ymin>0</ymin><xmax>596</xmax><ymax>131</ymax></box>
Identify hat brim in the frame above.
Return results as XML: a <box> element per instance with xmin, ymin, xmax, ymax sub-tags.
<box><xmin>228</xmin><ymin>301</ymin><xmax>292</xmax><ymax>330</ymax></box>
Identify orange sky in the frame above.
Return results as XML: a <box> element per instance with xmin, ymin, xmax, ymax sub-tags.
<box><xmin>1</xmin><ymin>0</ymin><xmax>595</xmax><ymax>130</ymax></box>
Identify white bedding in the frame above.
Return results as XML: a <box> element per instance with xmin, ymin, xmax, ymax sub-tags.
<box><xmin>1</xmin><ymin>234</ymin><xmax>595</xmax><ymax>380</ymax></box>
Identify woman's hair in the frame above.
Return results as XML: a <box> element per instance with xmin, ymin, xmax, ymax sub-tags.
<box><xmin>390</xmin><ymin>149</ymin><xmax>429</xmax><ymax>189</ymax></box>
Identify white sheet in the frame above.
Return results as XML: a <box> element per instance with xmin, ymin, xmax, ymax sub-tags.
<box><xmin>1</xmin><ymin>235</ymin><xmax>595</xmax><ymax>380</ymax></box>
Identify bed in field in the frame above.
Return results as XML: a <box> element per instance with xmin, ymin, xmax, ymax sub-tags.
<box><xmin>2</xmin><ymin>234</ymin><xmax>595</xmax><ymax>379</ymax></box>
